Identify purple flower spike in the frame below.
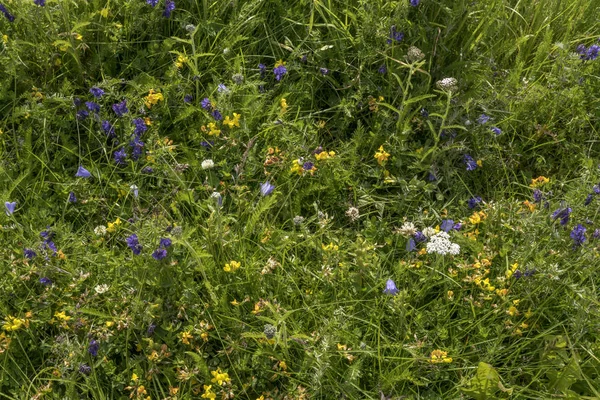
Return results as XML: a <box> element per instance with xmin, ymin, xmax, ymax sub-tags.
<box><xmin>152</xmin><ymin>248</ymin><xmax>168</xmax><ymax>260</ymax></box>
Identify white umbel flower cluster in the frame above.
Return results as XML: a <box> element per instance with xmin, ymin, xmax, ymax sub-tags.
<box><xmin>422</xmin><ymin>227</ymin><xmax>437</xmax><ymax>238</ymax></box>
<box><xmin>201</xmin><ymin>159</ymin><xmax>215</xmax><ymax>170</ymax></box>
<box><xmin>435</xmin><ymin>77</ymin><xmax>458</xmax><ymax>93</ymax></box>
<box><xmin>398</xmin><ymin>222</ymin><xmax>417</xmax><ymax>237</ymax></box>
<box><xmin>426</xmin><ymin>231</ymin><xmax>460</xmax><ymax>255</ymax></box>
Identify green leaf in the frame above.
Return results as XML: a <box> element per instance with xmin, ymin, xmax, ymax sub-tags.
<box><xmin>547</xmin><ymin>357</ymin><xmax>581</xmax><ymax>393</ymax></box>
<box><xmin>461</xmin><ymin>362</ymin><xmax>501</xmax><ymax>400</ymax></box>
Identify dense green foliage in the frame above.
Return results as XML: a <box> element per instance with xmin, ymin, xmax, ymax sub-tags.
<box><xmin>1</xmin><ymin>0</ymin><xmax>599</xmax><ymax>398</ymax></box>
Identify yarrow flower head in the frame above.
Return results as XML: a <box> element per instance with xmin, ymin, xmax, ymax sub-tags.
<box><xmin>407</xmin><ymin>46</ymin><xmax>425</xmax><ymax>63</ymax></box>
<box><xmin>426</xmin><ymin>231</ymin><xmax>460</xmax><ymax>255</ymax></box>
<box><xmin>383</xmin><ymin>279</ymin><xmax>399</xmax><ymax>295</ymax></box>
<box><xmin>435</xmin><ymin>77</ymin><xmax>458</xmax><ymax>93</ymax></box>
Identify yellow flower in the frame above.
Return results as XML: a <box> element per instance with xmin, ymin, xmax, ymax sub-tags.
<box><xmin>374</xmin><ymin>145</ymin><xmax>390</xmax><ymax>165</ymax></box>
<box><xmin>507</xmin><ymin>306</ymin><xmax>519</xmax><ymax>317</ymax></box>
<box><xmin>223</xmin><ymin>260</ymin><xmax>241</xmax><ymax>272</ymax></box>
<box><xmin>54</xmin><ymin>311</ymin><xmax>71</xmax><ymax>322</ymax></box>
<box><xmin>230</xmin><ymin>299</ymin><xmax>240</xmax><ymax>306</ymax></box>
<box><xmin>2</xmin><ymin>316</ymin><xmax>25</xmax><ymax>332</ymax></box>
<box><xmin>210</xmin><ymin>368</ymin><xmax>230</xmax><ymax>385</ymax></box>
<box><xmin>447</xmin><ymin>290</ymin><xmax>454</xmax><ymax>299</ymax></box>
<box><xmin>223</xmin><ymin>114</ymin><xmax>241</xmax><ymax>129</ymax></box>
<box><xmin>100</xmin><ymin>8</ymin><xmax>109</xmax><ymax>18</ymax></box>
<box><xmin>315</xmin><ymin>150</ymin><xmax>335</xmax><ymax>161</ymax></box>
<box><xmin>74</xmin><ymin>33</ymin><xmax>83</xmax><ymax>40</ymax></box>
<box><xmin>280</xmin><ymin>98</ymin><xmax>288</xmax><ymax>113</ymax></box>
<box><xmin>106</xmin><ymin>217</ymin><xmax>121</xmax><ymax>233</ymax></box>
<box><xmin>476</xmin><ymin>159</ymin><xmax>483</xmax><ymax>167</ymax></box>
<box><xmin>530</xmin><ymin>176</ymin><xmax>550</xmax><ymax>188</ymax></box>
<box><xmin>506</xmin><ymin>262</ymin><xmax>519</xmax><ymax>279</ymax></box>
<box><xmin>175</xmin><ymin>54</ymin><xmax>188</xmax><ymax>69</ymax></box>
<box><xmin>2</xmin><ymin>35</ymin><xmax>8</xmax><ymax>44</ymax></box>
<box><xmin>207</xmin><ymin>122</ymin><xmax>221</xmax><ymax>136</ymax></box>
<box><xmin>523</xmin><ymin>200</ymin><xmax>536</xmax><ymax>212</ymax></box>
<box><xmin>275</xmin><ymin>59</ymin><xmax>286</xmax><ymax>68</ymax></box>
<box><xmin>144</xmin><ymin>89</ymin><xmax>164</xmax><ymax>109</ymax></box>
<box><xmin>201</xmin><ymin>332</ymin><xmax>209</xmax><ymax>342</ymax></box>
<box><xmin>201</xmin><ymin>385</ymin><xmax>216</xmax><ymax>399</ymax></box>
<box><xmin>322</xmin><ymin>242</ymin><xmax>339</xmax><ymax>252</ymax></box>
<box><xmin>180</xmin><ymin>331</ymin><xmax>193</xmax><ymax>345</ymax></box>
<box><xmin>290</xmin><ymin>159</ymin><xmax>303</xmax><ymax>175</ymax></box>
<box><xmin>257</xmin><ymin>396</ymin><xmax>265</xmax><ymax>400</ymax></box>
<box><xmin>279</xmin><ymin>360</ymin><xmax>287</xmax><ymax>370</ymax></box>
<box><xmin>429</xmin><ymin>349</ymin><xmax>452</xmax><ymax>363</ymax></box>
<box><xmin>132</xmin><ymin>373</ymin><xmax>139</xmax><ymax>382</ymax></box>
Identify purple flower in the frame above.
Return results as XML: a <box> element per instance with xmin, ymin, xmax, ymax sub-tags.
<box><xmin>273</xmin><ymin>65</ymin><xmax>287</xmax><ymax>81</ymax></box>
<box><xmin>212</xmin><ymin>109</ymin><xmax>223</xmax><ymax>121</ymax></box>
<box><xmin>406</xmin><ymin>237</ymin><xmax>416</xmax><ymax>251</ymax></box>
<box><xmin>551</xmin><ymin>207</ymin><xmax>572</xmax><ymax>226</ymax></box>
<box><xmin>88</xmin><ymin>340</ymin><xmax>99</xmax><ymax>357</ymax></box>
<box><xmin>491</xmin><ymin>127</ymin><xmax>502</xmax><ymax>135</ymax></box>
<box><xmin>163</xmin><ymin>0</ymin><xmax>175</xmax><ymax>17</ymax></box>
<box><xmin>200</xmin><ymin>140</ymin><xmax>214</xmax><ymax>149</ymax></box>
<box><xmin>533</xmin><ymin>189</ymin><xmax>543</xmax><ymax>203</ymax></box>
<box><xmin>112</xmin><ymin>99</ymin><xmax>128</xmax><ymax>117</ymax></box>
<box><xmin>39</xmin><ymin>277</ymin><xmax>52</xmax><ymax>286</ymax></box>
<box><xmin>302</xmin><ymin>162</ymin><xmax>314</xmax><ymax>171</ymax></box>
<box><xmin>414</xmin><ymin>231</ymin><xmax>427</xmax><ymax>243</ymax></box>
<box><xmin>114</xmin><ymin>148</ymin><xmax>127</xmax><ymax>165</ymax></box>
<box><xmin>101</xmin><ymin>120</ymin><xmax>115</xmax><ymax>137</ymax></box>
<box><xmin>75</xmin><ymin>166</ymin><xmax>92</xmax><ymax>178</ymax></box>
<box><xmin>24</xmin><ymin>248</ymin><xmax>36</xmax><ymax>259</ymax></box>
<box><xmin>0</xmin><ymin>4</ymin><xmax>15</xmax><ymax>22</ymax></box>
<box><xmin>68</xmin><ymin>191</ymin><xmax>77</xmax><ymax>203</ymax></box>
<box><xmin>147</xmin><ymin>323</ymin><xmax>157</xmax><ymax>336</ymax></box>
<box><xmin>201</xmin><ymin>98</ymin><xmax>212</xmax><ymax>110</ymax></box>
<box><xmin>386</xmin><ymin>25</ymin><xmax>404</xmax><ymax>44</ymax></box>
<box><xmin>85</xmin><ymin>101</ymin><xmax>100</xmax><ymax>114</ymax></box>
<box><xmin>159</xmin><ymin>238</ymin><xmax>172</xmax><ymax>248</ymax></box>
<box><xmin>258</xmin><ymin>63</ymin><xmax>266</xmax><ymax>78</ymax></box>
<box><xmin>217</xmin><ymin>83</ymin><xmax>229</xmax><ymax>93</ymax></box>
<box><xmin>477</xmin><ymin>114</ymin><xmax>490</xmax><ymax>124</ymax></box>
<box><xmin>133</xmin><ymin>118</ymin><xmax>147</xmax><ymax>136</ymax></box>
<box><xmin>421</xmin><ymin>108</ymin><xmax>429</xmax><ymax>118</ymax></box>
<box><xmin>428</xmin><ymin>172</ymin><xmax>437</xmax><ymax>181</ymax></box>
<box><xmin>5</xmin><ymin>201</ymin><xmax>16</xmax><ymax>216</ymax></box>
<box><xmin>585</xmin><ymin>194</ymin><xmax>593</xmax><ymax>206</ymax></box>
<box><xmin>410</xmin><ymin>0</ymin><xmax>419</xmax><ymax>5</ymax></box>
<box><xmin>34</xmin><ymin>0</ymin><xmax>46</xmax><ymax>6</ymax></box>
<box><xmin>320</xmin><ymin>67</ymin><xmax>329</xmax><ymax>75</ymax></box>
<box><xmin>76</xmin><ymin>110</ymin><xmax>89</xmax><ymax>120</ymax></box>
<box><xmin>585</xmin><ymin>44</ymin><xmax>599</xmax><ymax>61</ymax></box>
<box><xmin>594</xmin><ymin>185</ymin><xmax>600</xmax><ymax>194</ymax></box>
<box><xmin>90</xmin><ymin>87</ymin><xmax>104</xmax><ymax>98</ymax></box>
<box><xmin>260</xmin><ymin>181</ymin><xmax>275</xmax><ymax>196</ymax></box>
<box><xmin>452</xmin><ymin>222</ymin><xmax>462</xmax><ymax>231</ymax></box>
<box><xmin>79</xmin><ymin>364</ymin><xmax>91</xmax><ymax>375</ymax></box>
<box><xmin>463</xmin><ymin>154</ymin><xmax>478</xmax><ymax>171</ymax></box>
<box><xmin>593</xmin><ymin>229</ymin><xmax>600</xmax><ymax>239</ymax></box>
<box><xmin>142</xmin><ymin>166</ymin><xmax>154</xmax><ymax>174</ymax></box>
<box><xmin>468</xmin><ymin>196</ymin><xmax>482</xmax><ymax>209</ymax></box>
<box><xmin>383</xmin><ymin>279</ymin><xmax>399</xmax><ymax>295</ymax></box>
<box><xmin>146</xmin><ymin>0</ymin><xmax>159</xmax><ymax>6</ymax></box>
<box><xmin>152</xmin><ymin>248</ymin><xmax>168</xmax><ymax>260</ymax></box>
<box><xmin>378</xmin><ymin>65</ymin><xmax>387</xmax><ymax>74</ymax></box>
<box><xmin>184</xmin><ymin>94</ymin><xmax>193</xmax><ymax>103</ymax></box>
<box><xmin>440</xmin><ymin>219</ymin><xmax>454</xmax><ymax>232</ymax></box>
<box><xmin>129</xmin><ymin>136</ymin><xmax>145</xmax><ymax>161</ymax></box>
<box><xmin>570</xmin><ymin>224</ymin><xmax>586</xmax><ymax>247</ymax></box>
<box><xmin>126</xmin><ymin>234</ymin><xmax>142</xmax><ymax>255</ymax></box>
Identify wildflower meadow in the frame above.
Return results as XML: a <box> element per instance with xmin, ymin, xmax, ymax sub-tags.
<box><xmin>1</xmin><ymin>0</ymin><xmax>600</xmax><ymax>398</ymax></box>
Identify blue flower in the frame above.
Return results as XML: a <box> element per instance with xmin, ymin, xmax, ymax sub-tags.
<box><xmin>477</xmin><ymin>114</ymin><xmax>490</xmax><ymax>124</ymax></box>
<box><xmin>468</xmin><ymin>196</ymin><xmax>482</xmax><ymax>209</ymax></box>
<box><xmin>184</xmin><ymin>94</ymin><xmax>193</xmax><ymax>103</ymax></box>
<box><xmin>594</xmin><ymin>185</ymin><xmax>600</xmax><ymax>194</ymax></box>
<box><xmin>594</xmin><ymin>229</ymin><xmax>600</xmax><ymax>239</ymax></box>
<box><xmin>378</xmin><ymin>65</ymin><xmax>387</xmax><ymax>74</ymax></box>
<box><xmin>101</xmin><ymin>120</ymin><xmax>115</xmax><ymax>137</ymax></box>
<box><xmin>85</xmin><ymin>101</ymin><xmax>100</xmax><ymax>114</ymax></box>
<box><xmin>75</xmin><ymin>166</ymin><xmax>92</xmax><ymax>178</ymax></box>
<box><xmin>79</xmin><ymin>364</ymin><xmax>91</xmax><ymax>375</ymax></box>
<box><xmin>570</xmin><ymin>224</ymin><xmax>586</xmax><ymax>247</ymax></box>
<box><xmin>5</xmin><ymin>201</ymin><xmax>16</xmax><ymax>216</ymax></box>
<box><xmin>217</xmin><ymin>83</ymin><xmax>229</xmax><ymax>94</ymax></box>
<box><xmin>39</xmin><ymin>277</ymin><xmax>52</xmax><ymax>286</ymax></box>
<box><xmin>114</xmin><ymin>148</ymin><xmax>127</xmax><ymax>165</ymax></box>
<box><xmin>453</xmin><ymin>222</ymin><xmax>463</xmax><ymax>231</ymax></box>
<box><xmin>159</xmin><ymin>238</ymin><xmax>172</xmax><ymax>248</ymax></box>
<box><xmin>302</xmin><ymin>162</ymin><xmax>314</xmax><ymax>171</ymax></box>
<box><xmin>129</xmin><ymin>136</ymin><xmax>145</xmax><ymax>161</ymax></box>
<box><xmin>201</xmin><ymin>98</ymin><xmax>212</xmax><ymax>110</ymax></box>
<box><xmin>258</xmin><ymin>63</ymin><xmax>266</xmax><ymax>78</ymax></box>
<box><xmin>126</xmin><ymin>234</ymin><xmax>142</xmax><ymax>255</ymax></box>
<box><xmin>533</xmin><ymin>189</ymin><xmax>542</xmax><ymax>202</ymax></box>
<box><xmin>112</xmin><ymin>99</ymin><xmax>128</xmax><ymax>117</ymax></box>
<box><xmin>383</xmin><ymin>279</ymin><xmax>399</xmax><ymax>295</ymax></box>
<box><xmin>88</xmin><ymin>340</ymin><xmax>99</xmax><ymax>357</ymax></box>
<box><xmin>410</xmin><ymin>0</ymin><xmax>419</xmax><ymax>5</ymax></box>
<box><xmin>440</xmin><ymin>219</ymin><xmax>454</xmax><ymax>232</ymax></box>
<box><xmin>76</xmin><ymin>110</ymin><xmax>89</xmax><ymax>120</ymax></box>
<box><xmin>551</xmin><ymin>207</ymin><xmax>572</xmax><ymax>226</ymax></box>
<box><xmin>24</xmin><ymin>248</ymin><xmax>36</xmax><ymax>259</ymax></box>
<box><xmin>273</xmin><ymin>65</ymin><xmax>287</xmax><ymax>81</ymax></box>
<box><xmin>406</xmin><ymin>237</ymin><xmax>416</xmax><ymax>251</ymax></box>
<box><xmin>421</xmin><ymin>108</ymin><xmax>429</xmax><ymax>118</ymax></box>
<box><xmin>320</xmin><ymin>67</ymin><xmax>329</xmax><ymax>75</ymax></box>
<box><xmin>260</xmin><ymin>181</ymin><xmax>275</xmax><ymax>196</ymax></box>
<box><xmin>34</xmin><ymin>0</ymin><xmax>46</xmax><ymax>6</ymax></box>
<box><xmin>212</xmin><ymin>109</ymin><xmax>223</xmax><ymax>121</ymax></box>
<box><xmin>414</xmin><ymin>231</ymin><xmax>427</xmax><ymax>242</ymax></box>
<box><xmin>585</xmin><ymin>194</ymin><xmax>594</xmax><ymax>206</ymax></box>
<box><xmin>463</xmin><ymin>154</ymin><xmax>478</xmax><ymax>171</ymax></box>
<box><xmin>152</xmin><ymin>248</ymin><xmax>168</xmax><ymax>260</ymax></box>
<box><xmin>133</xmin><ymin>118</ymin><xmax>148</xmax><ymax>136</ymax></box>
<box><xmin>142</xmin><ymin>166</ymin><xmax>154</xmax><ymax>174</ymax></box>
<box><xmin>491</xmin><ymin>127</ymin><xmax>502</xmax><ymax>135</ymax></box>
<box><xmin>146</xmin><ymin>0</ymin><xmax>159</xmax><ymax>6</ymax></box>
<box><xmin>89</xmin><ymin>87</ymin><xmax>104</xmax><ymax>98</ymax></box>
<box><xmin>386</xmin><ymin>25</ymin><xmax>404</xmax><ymax>44</ymax></box>
<box><xmin>0</xmin><ymin>4</ymin><xmax>15</xmax><ymax>22</ymax></box>
<box><xmin>68</xmin><ymin>191</ymin><xmax>77</xmax><ymax>203</ymax></box>
<box><xmin>163</xmin><ymin>0</ymin><xmax>175</xmax><ymax>17</ymax></box>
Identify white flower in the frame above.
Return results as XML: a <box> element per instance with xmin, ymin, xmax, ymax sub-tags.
<box><xmin>422</xmin><ymin>227</ymin><xmax>436</xmax><ymax>238</ymax></box>
<box><xmin>94</xmin><ymin>284</ymin><xmax>109</xmax><ymax>294</ymax></box>
<box><xmin>293</xmin><ymin>215</ymin><xmax>305</xmax><ymax>225</ymax></box>
<box><xmin>435</xmin><ymin>77</ymin><xmax>458</xmax><ymax>93</ymax></box>
<box><xmin>345</xmin><ymin>206</ymin><xmax>360</xmax><ymax>222</ymax></box>
<box><xmin>201</xmin><ymin>159</ymin><xmax>215</xmax><ymax>170</ymax></box>
<box><xmin>398</xmin><ymin>222</ymin><xmax>417</xmax><ymax>237</ymax></box>
<box><xmin>94</xmin><ymin>225</ymin><xmax>107</xmax><ymax>236</ymax></box>
<box><xmin>426</xmin><ymin>231</ymin><xmax>461</xmax><ymax>255</ymax></box>
<box><xmin>407</xmin><ymin>46</ymin><xmax>425</xmax><ymax>63</ymax></box>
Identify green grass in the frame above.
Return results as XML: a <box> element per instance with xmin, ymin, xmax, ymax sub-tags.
<box><xmin>0</xmin><ymin>0</ymin><xmax>599</xmax><ymax>398</ymax></box>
